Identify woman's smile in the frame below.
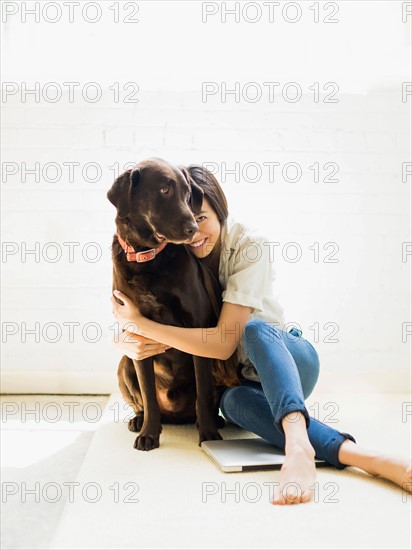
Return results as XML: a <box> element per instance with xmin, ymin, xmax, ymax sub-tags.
<box><xmin>189</xmin><ymin>237</ymin><xmax>208</xmax><ymax>248</ymax></box>
<box><xmin>184</xmin><ymin>198</ymin><xmax>221</xmax><ymax>259</ymax></box>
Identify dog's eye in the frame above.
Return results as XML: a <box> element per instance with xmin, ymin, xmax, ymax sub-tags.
<box><xmin>160</xmin><ymin>186</ymin><xmax>169</xmax><ymax>194</ymax></box>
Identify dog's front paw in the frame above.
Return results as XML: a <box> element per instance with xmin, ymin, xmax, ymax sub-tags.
<box><xmin>133</xmin><ymin>432</ymin><xmax>161</xmax><ymax>451</ymax></box>
<box><xmin>128</xmin><ymin>414</ymin><xmax>144</xmax><ymax>432</ymax></box>
<box><xmin>198</xmin><ymin>429</ymin><xmax>223</xmax><ymax>446</ymax></box>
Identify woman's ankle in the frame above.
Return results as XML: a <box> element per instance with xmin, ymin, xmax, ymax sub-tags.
<box><xmin>338</xmin><ymin>439</ymin><xmax>381</xmax><ymax>474</ymax></box>
<box><xmin>285</xmin><ymin>441</ymin><xmax>316</xmax><ymax>459</ymax></box>
<box><xmin>282</xmin><ymin>411</ymin><xmax>315</xmax><ymax>456</ymax></box>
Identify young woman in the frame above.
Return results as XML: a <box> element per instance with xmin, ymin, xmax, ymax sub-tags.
<box><xmin>111</xmin><ymin>164</ymin><xmax>412</xmax><ymax>505</ymax></box>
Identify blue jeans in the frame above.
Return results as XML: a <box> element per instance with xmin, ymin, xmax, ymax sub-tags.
<box><xmin>220</xmin><ymin>319</ymin><xmax>356</xmax><ymax>470</ymax></box>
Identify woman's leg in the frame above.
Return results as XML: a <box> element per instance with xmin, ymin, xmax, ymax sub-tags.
<box><xmin>220</xmin><ymin>320</ymin><xmax>412</xmax><ymax>501</ymax></box>
<box><xmin>220</xmin><ymin>319</ymin><xmax>356</xmax><ymax>504</ymax></box>
<box><xmin>220</xmin><ymin>380</ymin><xmax>356</xmax><ymax>469</ymax></box>
<box><xmin>238</xmin><ymin>320</ymin><xmax>321</xmax><ymax>435</ymax></box>
<box><xmin>337</xmin><ymin>439</ymin><xmax>412</xmax><ymax>492</ymax></box>
<box><xmin>221</xmin><ymin>385</ymin><xmax>412</xmax><ymax>499</ymax></box>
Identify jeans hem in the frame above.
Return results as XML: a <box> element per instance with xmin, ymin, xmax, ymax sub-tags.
<box><xmin>274</xmin><ymin>404</ymin><xmax>311</xmax><ymax>436</ymax></box>
<box><xmin>328</xmin><ymin>432</ymin><xmax>357</xmax><ymax>470</ymax></box>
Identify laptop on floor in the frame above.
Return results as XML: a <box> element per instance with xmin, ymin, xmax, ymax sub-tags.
<box><xmin>201</xmin><ymin>437</ymin><xmax>328</xmax><ymax>472</ymax></box>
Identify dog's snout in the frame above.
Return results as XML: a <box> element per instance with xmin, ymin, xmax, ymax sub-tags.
<box><xmin>184</xmin><ymin>222</ymin><xmax>199</xmax><ymax>236</ymax></box>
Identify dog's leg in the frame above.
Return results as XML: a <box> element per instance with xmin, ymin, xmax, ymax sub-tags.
<box><xmin>117</xmin><ymin>356</ymin><xmax>145</xmax><ymax>432</ymax></box>
<box><xmin>132</xmin><ymin>358</ymin><xmax>162</xmax><ymax>451</ymax></box>
<box><xmin>118</xmin><ymin>377</ymin><xmax>144</xmax><ymax>432</ymax></box>
<box><xmin>193</xmin><ymin>356</ymin><xmax>223</xmax><ymax>444</ymax></box>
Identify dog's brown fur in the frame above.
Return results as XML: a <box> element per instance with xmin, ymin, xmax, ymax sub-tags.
<box><xmin>107</xmin><ymin>158</ymin><xmax>239</xmax><ymax>451</ymax></box>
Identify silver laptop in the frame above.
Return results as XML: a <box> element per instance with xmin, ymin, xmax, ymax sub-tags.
<box><xmin>201</xmin><ymin>437</ymin><xmax>328</xmax><ymax>472</ymax></box>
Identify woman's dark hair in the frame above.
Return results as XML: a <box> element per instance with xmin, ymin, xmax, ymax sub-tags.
<box><xmin>186</xmin><ymin>164</ymin><xmax>226</xmax><ymax>278</ymax></box>
<box><xmin>187</xmin><ymin>164</ymin><xmax>227</xmax><ymax>278</ymax></box>
<box><xmin>186</xmin><ymin>164</ymin><xmax>240</xmax><ymax>388</ymax></box>
<box><xmin>187</xmin><ymin>165</ymin><xmax>229</xmax><ymax>224</ymax></box>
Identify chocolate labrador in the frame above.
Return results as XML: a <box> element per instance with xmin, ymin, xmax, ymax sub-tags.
<box><xmin>107</xmin><ymin>158</ymin><xmax>238</xmax><ymax>451</ymax></box>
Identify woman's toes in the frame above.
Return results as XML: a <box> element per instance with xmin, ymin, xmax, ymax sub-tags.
<box><xmin>272</xmin><ymin>490</ymin><xmax>302</xmax><ymax>505</ymax></box>
<box><xmin>301</xmin><ymin>490</ymin><xmax>313</xmax><ymax>503</ymax></box>
<box><xmin>284</xmin><ymin>486</ymin><xmax>300</xmax><ymax>502</ymax></box>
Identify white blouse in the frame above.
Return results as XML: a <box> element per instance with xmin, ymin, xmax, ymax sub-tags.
<box><xmin>218</xmin><ymin>216</ymin><xmax>286</xmax><ymax>381</ymax></box>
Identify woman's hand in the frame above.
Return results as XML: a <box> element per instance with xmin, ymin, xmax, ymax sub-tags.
<box><xmin>113</xmin><ymin>329</ymin><xmax>171</xmax><ymax>361</ymax></box>
<box><xmin>110</xmin><ymin>289</ymin><xmax>171</xmax><ymax>360</ymax></box>
<box><xmin>111</xmin><ymin>289</ymin><xmax>145</xmax><ymax>333</ymax></box>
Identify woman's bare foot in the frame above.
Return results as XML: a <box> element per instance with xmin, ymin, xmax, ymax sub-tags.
<box><xmin>356</xmin><ymin>455</ymin><xmax>412</xmax><ymax>493</ymax></box>
<box><xmin>338</xmin><ymin>439</ymin><xmax>412</xmax><ymax>493</ymax></box>
<box><xmin>271</xmin><ymin>442</ymin><xmax>317</xmax><ymax>505</ymax></box>
<box><xmin>272</xmin><ymin>411</ymin><xmax>317</xmax><ymax>505</ymax></box>
<box><xmin>364</xmin><ymin>454</ymin><xmax>412</xmax><ymax>492</ymax></box>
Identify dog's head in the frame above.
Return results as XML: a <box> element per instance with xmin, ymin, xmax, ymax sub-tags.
<box><xmin>107</xmin><ymin>158</ymin><xmax>204</xmax><ymax>247</ymax></box>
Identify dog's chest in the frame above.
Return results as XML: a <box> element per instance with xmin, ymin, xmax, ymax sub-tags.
<box><xmin>113</xmin><ymin>245</ymin><xmax>210</xmax><ymax>327</ymax></box>
<box><xmin>127</xmin><ymin>272</ymin><xmax>197</xmax><ymax>326</ymax></box>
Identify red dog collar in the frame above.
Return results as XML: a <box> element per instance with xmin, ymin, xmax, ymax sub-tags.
<box><xmin>116</xmin><ymin>233</ymin><xmax>168</xmax><ymax>263</ymax></box>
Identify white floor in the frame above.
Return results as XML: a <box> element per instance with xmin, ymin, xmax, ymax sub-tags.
<box><xmin>0</xmin><ymin>395</ymin><xmax>109</xmax><ymax>550</ymax></box>
<box><xmin>1</xmin><ymin>392</ymin><xmax>411</xmax><ymax>550</ymax></box>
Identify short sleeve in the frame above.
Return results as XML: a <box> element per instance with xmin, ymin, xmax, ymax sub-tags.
<box><xmin>221</xmin><ymin>234</ymin><xmax>275</xmax><ymax>313</ymax></box>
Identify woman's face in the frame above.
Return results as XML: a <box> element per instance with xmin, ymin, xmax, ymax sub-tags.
<box><xmin>186</xmin><ymin>199</ymin><xmax>221</xmax><ymax>259</ymax></box>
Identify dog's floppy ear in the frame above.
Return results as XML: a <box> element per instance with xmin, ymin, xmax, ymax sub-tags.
<box><xmin>181</xmin><ymin>167</ymin><xmax>204</xmax><ymax>215</ymax></box>
<box><xmin>107</xmin><ymin>168</ymin><xmax>140</xmax><ymax>218</ymax></box>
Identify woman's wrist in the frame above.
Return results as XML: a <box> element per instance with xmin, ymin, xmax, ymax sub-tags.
<box><xmin>132</xmin><ymin>314</ymin><xmax>150</xmax><ymax>337</ymax></box>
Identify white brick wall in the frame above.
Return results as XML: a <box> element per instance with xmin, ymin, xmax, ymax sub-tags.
<box><xmin>1</xmin><ymin>0</ymin><xmax>411</xmax><ymax>393</ymax></box>
<box><xmin>1</xmin><ymin>88</ymin><xmax>410</xmax><ymax>393</ymax></box>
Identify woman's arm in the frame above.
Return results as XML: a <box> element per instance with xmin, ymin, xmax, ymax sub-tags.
<box><xmin>111</xmin><ymin>291</ymin><xmax>252</xmax><ymax>360</ymax></box>
<box><xmin>140</xmin><ymin>302</ymin><xmax>252</xmax><ymax>360</ymax></box>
